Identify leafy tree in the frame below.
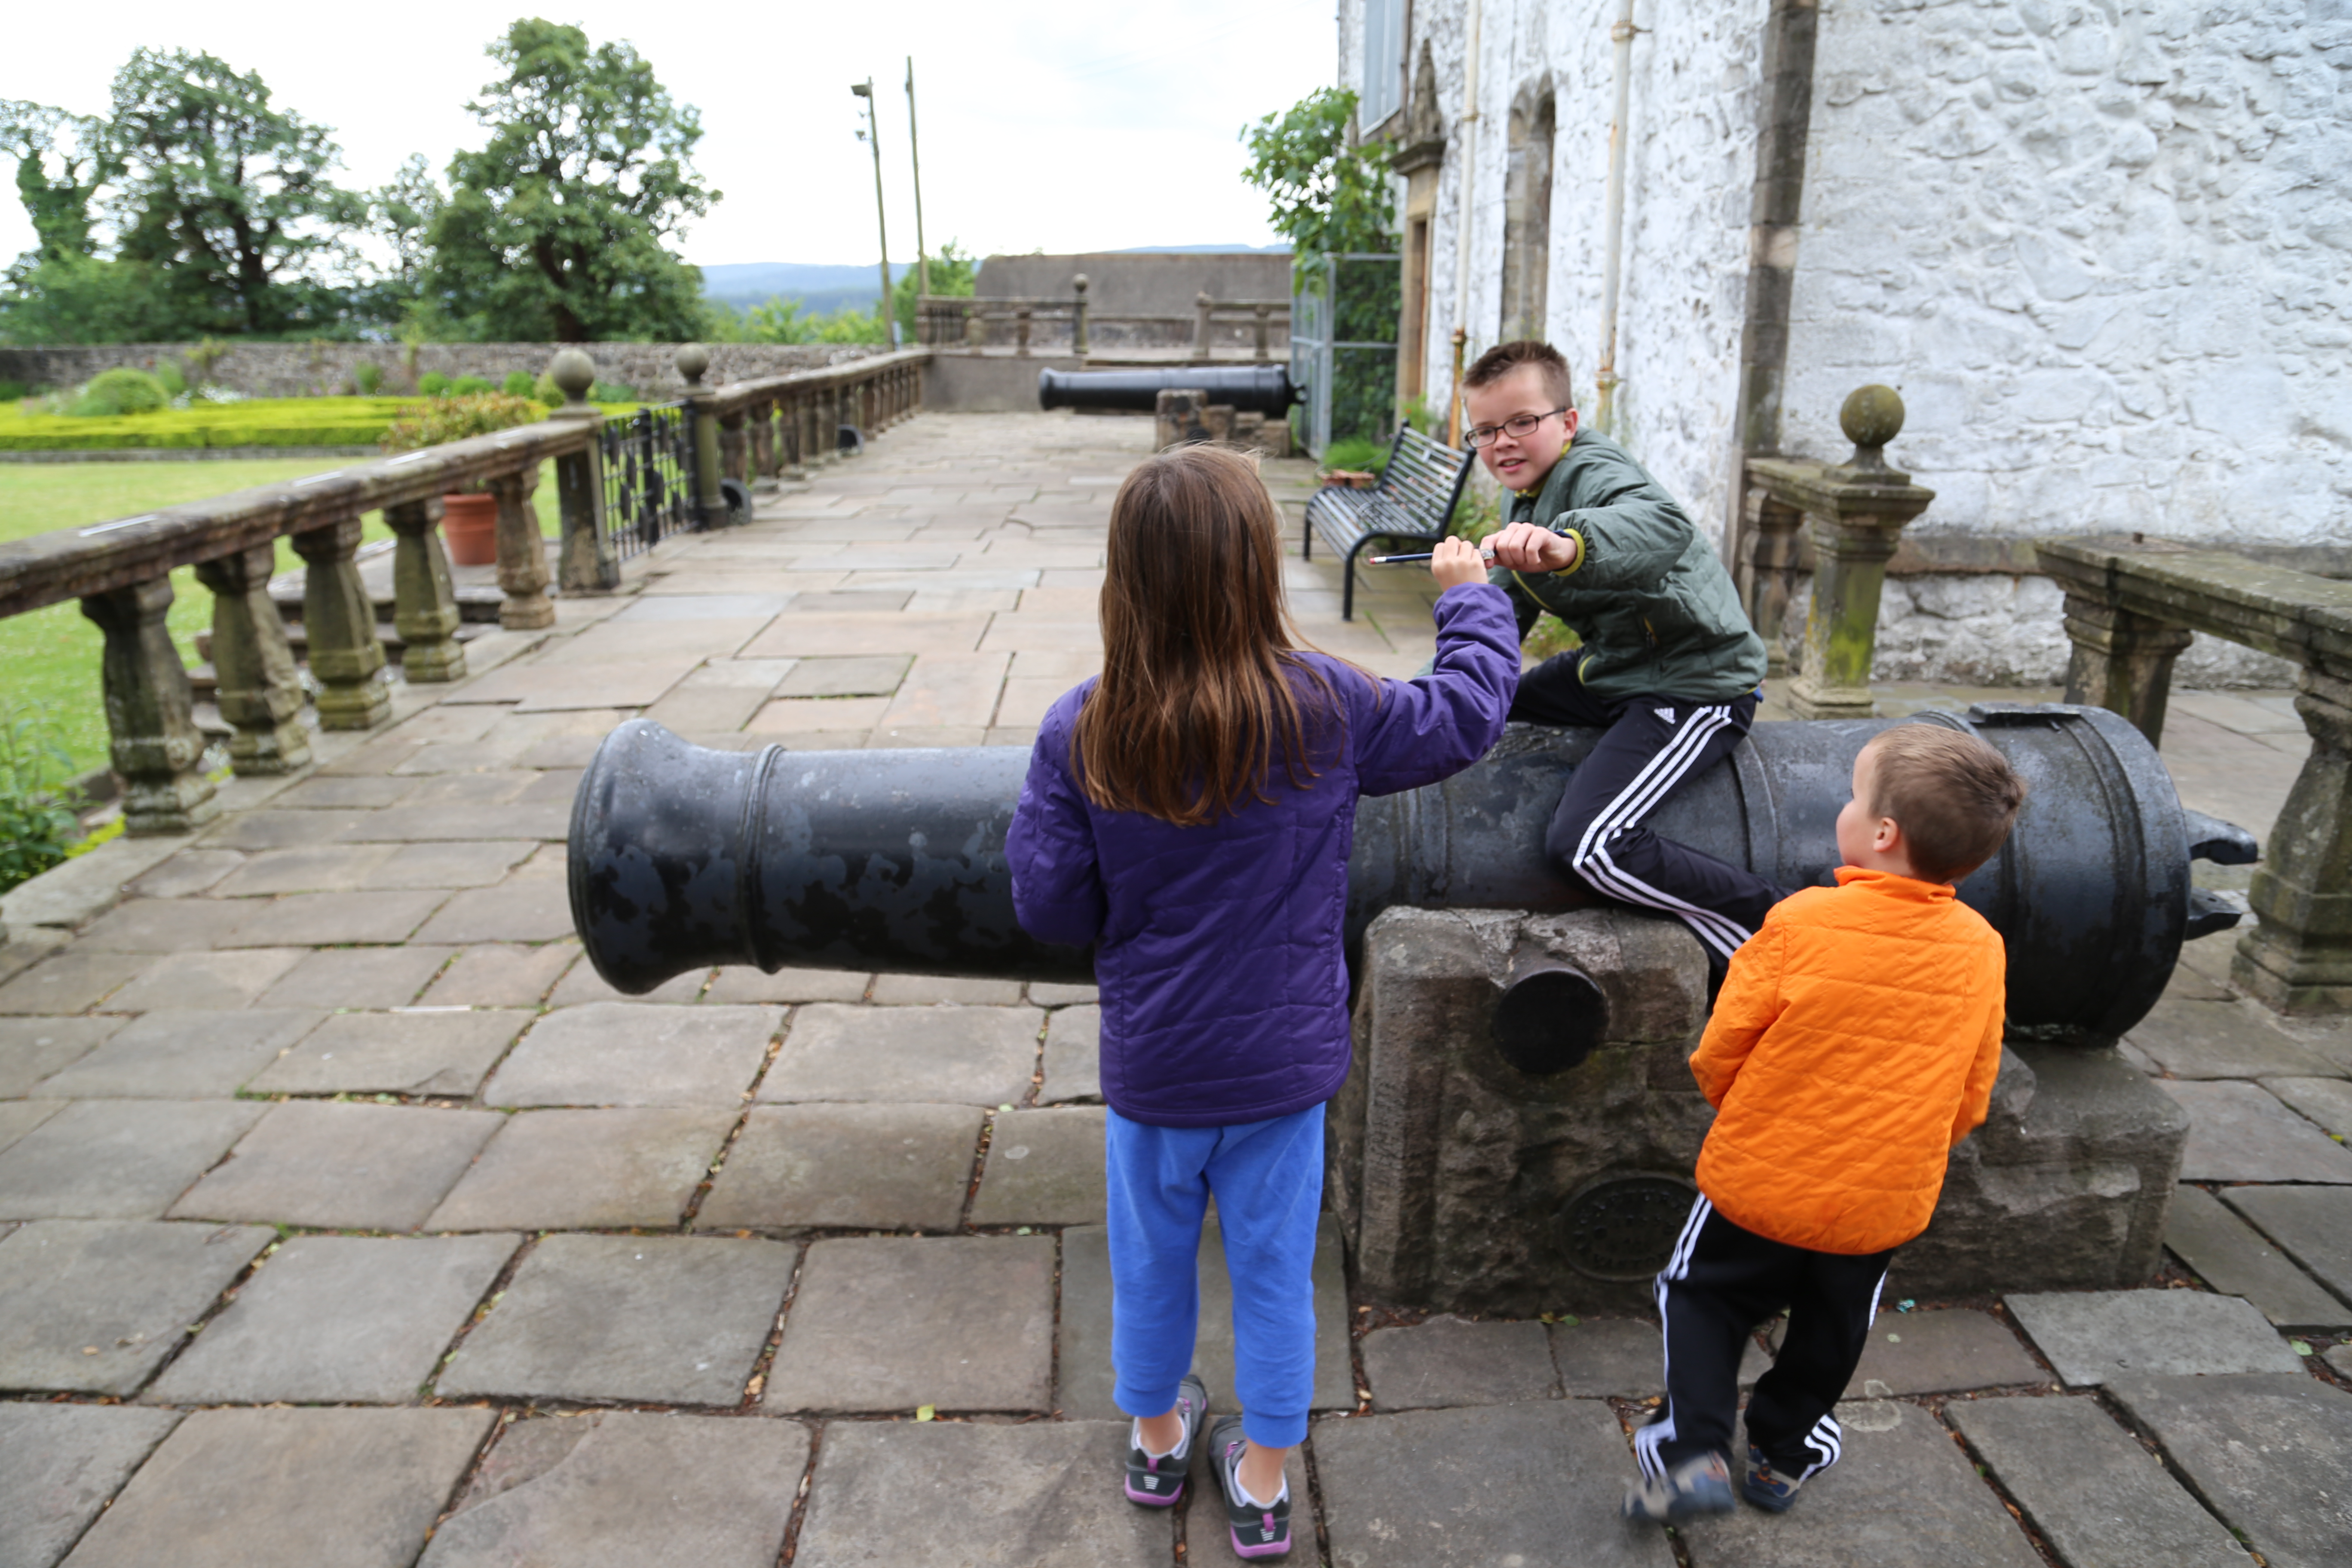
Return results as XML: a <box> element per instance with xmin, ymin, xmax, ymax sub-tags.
<box><xmin>893</xmin><ymin>238</ymin><xmax>975</xmax><ymax>339</ymax></box>
<box><xmin>429</xmin><ymin>20</ymin><xmax>717</xmax><ymax>342</ymax></box>
<box><xmin>705</xmin><ymin>296</ymin><xmax>885</xmax><ymax>346</ymax></box>
<box><xmin>1240</xmin><ymin>88</ymin><xmax>1395</xmax><ymax>257</ymax></box>
<box><xmin>0</xmin><ymin>101</ymin><xmax>113</xmax><ymax>268</ymax></box>
<box><xmin>104</xmin><ymin>49</ymin><xmax>367</xmax><ymax>337</ymax></box>
<box><xmin>0</xmin><ymin>101</ymin><xmax>179</xmax><ymax>345</ymax></box>
<box><xmin>358</xmin><ymin>152</ymin><xmax>444</xmax><ymax>331</ymax></box>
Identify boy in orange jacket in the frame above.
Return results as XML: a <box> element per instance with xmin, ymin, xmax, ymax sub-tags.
<box><xmin>1623</xmin><ymin>723</ymin><xmax>2027</xmax><ymax>1522</ymax></box>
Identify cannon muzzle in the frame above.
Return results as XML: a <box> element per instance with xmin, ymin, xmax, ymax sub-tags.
<box><xmin>1037</xmin><ymin>365</ymin><xmax>1299</xmax><ymax>416</ymax></box>
<box><xmin>570</xmin><ymin>704</ymin><xmax>2253</xmax><ymax>1044</ymax></box>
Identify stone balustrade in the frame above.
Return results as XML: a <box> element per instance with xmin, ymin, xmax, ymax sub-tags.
<box><xmin>916</xmin><ymin>294</ymin><xmax>1289</xmax><ymax>359</ymax></box>
<box><xmin>2039</xmin><ymin>537</ymin><xmax>2352</xmax><ymax>1016</ymax></box>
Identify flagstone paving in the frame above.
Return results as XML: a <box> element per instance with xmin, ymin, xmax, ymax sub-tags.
<box><xmin>0</xmin><ymin>408</ymin><xmax>2343</xmax><ymax>1565</ymax></box>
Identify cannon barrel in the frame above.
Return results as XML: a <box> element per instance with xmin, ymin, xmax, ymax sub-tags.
<box><xmin>569</xmin><ymin>704</ymin><xmax>2256</xmax><ymax>1044</ymax></box>
<box><xmin>1036</xmin><ymin>365</ymin><xmax>1299</xmax><ymax>416</ymax></box>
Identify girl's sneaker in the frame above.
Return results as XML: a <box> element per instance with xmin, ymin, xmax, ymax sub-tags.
<box><xmin>1620</xmin><ymin>1451</ymin><xmax>1735</xmax><ymax>1521</ymax></box>
<box><xmin>1209</xmin><ymin>1414</ymin><xmax>1292</xmax><ymax>1559</ymax></box>
<box><xmin>1742</xmin><ymin>1444</ymin><xmax>1805</xmax><ymax>1512</ymax></box>
<box><xmin>1125</xmin><ymin>1374</ymin><xmax>1208</xmax><ymax>1507</ymax></box>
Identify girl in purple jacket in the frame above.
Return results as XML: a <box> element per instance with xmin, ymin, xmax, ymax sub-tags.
<box><xmin>1005</xmin><ymin>445</ymin><xmax>1518</xmax><ymax>1557</ymax></box>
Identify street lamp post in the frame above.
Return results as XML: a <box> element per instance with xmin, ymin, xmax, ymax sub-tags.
<box><xmin>905</xmin><ymin>58</ymin><xmax>929</xmax><ymax>306</ymax></box>
<box><xmin>850</xmin><ymin>80</ymin><xmax>893</xmax><ymax>344</ymax></box>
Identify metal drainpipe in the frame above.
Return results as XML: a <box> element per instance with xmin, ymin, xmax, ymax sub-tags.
<box><xmin>1594</xmin><ymin>0</ymin><xmax>1639</xmax><ymax>436</ymax></box>
<box><xmin>1446</xmin><ymin>0</ymin><xmax>1483</xmax><ymax>449</ymax></box>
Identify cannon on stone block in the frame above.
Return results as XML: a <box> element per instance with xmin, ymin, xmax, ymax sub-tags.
<box><xmin>1036</xmin><ymin>365</ymin><xmax>1300</xmax><ymax>417</ymax></box>
<box><xmin>569</xmin><ymin>704</ymin><xmax>2257</xmax><ymax>1308</ymax></box>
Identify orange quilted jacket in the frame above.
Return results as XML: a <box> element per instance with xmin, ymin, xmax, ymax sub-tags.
<box><xmin>1690</xmin><ymin>866</ymin><xmax>2007</xmax><ymax>1255</ymax></box>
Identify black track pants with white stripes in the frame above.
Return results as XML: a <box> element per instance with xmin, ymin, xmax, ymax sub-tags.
<box><xmin>1509</xmin><ymin>658</ymin><xmax>1786</xmax><ymax>964</ymax></box>
<box><xmin>1636</xmin><ymin>1197</ymin><xmax>1896</xmax><ymax>1480</ymax></box>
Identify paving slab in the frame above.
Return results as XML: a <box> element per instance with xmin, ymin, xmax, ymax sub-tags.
<box><xmin>0</xmin><ymin>949</ymin><xmax>148</xmax><ymax>1014</ymax></box>
<box><xmin>2159</xmin><ymin>1080</ymin><xmax>2352</xmax><ymax>1182</ymax></box>
<box><xmin>147</xmin><ymin>1232</ymin><xmax>518</xmax><ymax>1404</ymax></box>
<box><xmin>2128</xmin><ymin>999</ymin><xmax>2345</xmax><ymax>1079</ymax></box>
<box><xmin>245</xmin><ymin>1008</ymin><xmax>530</xmax><ymax>1096</ymax></box>
<box><xmin>696</xmin><ymin>1101</ymin><xmax>982</xmax><ymax>1231</ymax></box>
<box><xmin>420</xmin><ymin>1410</ymin><xmax>806</xmax><ymax>1568</ymax></box>
<box><xmin>217</xmin><ymin>888</ymin><xmax>451</xmax><ymax>947</ymax></box>
<box><xmin>1548</xmin><ymin>1316</ymin><xmax>1768</xmax><ymax>1397</ymax></box>
<box><xmin>1040</xmin><ymin>1003</ymin><xmax>1101</xmax><ymax>1102</ymax></box>
<box><xmin>763</xmin><ymin>1235</ymin><xmax>1055</xmax><ymax>1413</ymax></box>
<box><xmin>482</xmin><ymin>1002</ymin><xmax>781</xmax><ymax>1106</ymax></box>
<box><xmin>740</xmin><ymin>610</ymin><xmax>992</xmax><ymax>659</ymax></box>
<box><xmin>0</xmin><ymin>1403</ymin><xmax>184</xmax><ymax>1568</ymax></box>
<box><xmin>0</xmin><ymin>1098</ymin><xmax>65</xmax><ymax>1155</ymax></box>
<box><xmin>0</xmin><ymin>1219</ymin><xmax>272</xmax><ymax>1393</ymax></box>
<box><xmin>437</xmin><ymin>1233</ymin><xmax>794</xmax><ymax>1404</ymax></box>
<box><xmin>34</xmin><ymin>1008</ymin><xmax>323</xmax><ymax>1098</ymax></box>
<box><xmin>1030</xmin><ymin>982</ymin><xmax>1099</xmax><ymax>1006</ymax></box>
<box><xmin>2222</xmin><ymin>1185</ymin><xmax>2352</xmax><ymax>1308</ymax></box>
<box><xmin>256</xmin><ymin>945</ymin><xmax>459</xmax><ymax>1008</ymax></box>
<box><xmin>0</xmin><ymin>1016</ymin><xmax>124</xmax><ymax>1094</ymax></box>
<box><xmin>168</xmin><ymin>1100</ymin><xmax>502</xmax><ymax>1230</ymax></box>
<box><xmin>72</xmin><ymin>898</ymin><xmax>233</xmax><ymax>952</ymax></box>
<box><xmin>266</xmin><ymin>774</ymin><xmax>419</xmax><ymax>809</ymax></box>
<box><xmin>0</xmin><ymin>1099</ymin><xmax>265</xmax><ymax>1219</ymax></box>
<box><xmin>1948</xmin><ymin>1393</ymin><xmax>2248</xmax><ymax>1568</ymax></box>
<box><xmin>358</xmin><ymin>839</ymin><xmax>539</xmax><ymax>889</ymax></box>
<box><xmin>2006</xmin><ymin>1288</ymin><xmax>2304</xmax><ymax>1385</ymax></box>
<box><xmin>970</xmin><ymin>1106</ymin><xmax>1106</xmax><ymax>1226</ymax></box>
<box><xmin>747</xmin><ymin>695</ymin><xmax>892</xmax><ymax>733</ymax></box>
<box><xmin>207</xmin><ymin>844</ymin><xmax>398</xmax><ymax>897</ymax></box>
<box><xmin>0</xmin><ymin>834</ymin><xmax>188</xmax><ymax>931</ymax></box>
<box><xmin>424</xmin><ymin>1107</ymin><xmax>735</xmax><ymax>1230</ymax></box>
<box><xmin>404</xmin><ymin>876</ymin><xmax>576</xmax><ymax>944</ymax></box>
<box><xmin>1676</xmin><ymin>1396</ymin><xmax>2041</xmax><ymax>1566</ymax></box>
<box><xmin>1362</xmin><ymin>1315</ymin><xmax>1562</xmax><ymax>1410</ymax></box>
<box><xmin>1057</xmin><ymin>1216</ymin><xmax>1355</xmax><ymax>1419</ymax></box>
<box><xmin>419</xmin><ymin>940</ymin><xmax>577</xmax><ymax>1005</ymax></box>
<box><xmin>545</xmin><ymin>959</ymin><xmax>710</xmax><ymax>1006</ymax></box>
<box><xmin>774</xmin><ymin>654</ymin><xmax>912</xmax><ymax>696</ymax></box>
<box><xmin>2107</xmin><ymin>1373</ymin><xmax>2352</xmax><ymax>1568</ymax></box>
<box><xmin>1316</xmin><ymin>1400</ymin><xmax>1674</xmax><ymax>1568</ymax></box>
<box><xmin>869</xmin><ymin>973</ymin><xmax>1027</xmax><ymax>1005</ymax></box>
<box><xmin>790</xmin><ymin>1419</ymin><xmax>1165</xmax><ymax>1568</ymax></box>
<box><xmin>762</xmin><ymin>1002</ymin><xmax>1041</xmax><ymax>1106</ymax></box>
<box><xmin>2263</xmin><ymin>1074</ymin><xmax>2352</xmax><ymax>1138</ymax></box>
<box><xmin>1768</xmin><ymin>1308</ymin><xmax>2045</xmax><ymax>1395</ymax></box>
<box><xmin>2166</xmin><ymin>1183</ymin><xmax>2352</xmax><ymax>1328</ymax></box>
<box><xmin>102</xmin><ymin>947</ymin><xmax>305</xmax><ymax>1012</ymax></box>
<box><xmin>704</xmin><ymin>965</ymin><xmax>870</xmax><ymax>1003</ymax></box>
<box><xmin>56</xmin><ymin>1406</ymin><xmax>494</xmax><ymax>1568</ymax></box>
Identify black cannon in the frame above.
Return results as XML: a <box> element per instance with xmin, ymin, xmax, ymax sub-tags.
<box><xmin>1036</xmin><ymin>365</ymin><xmax>1299</xmax><ymax>416</ymax></box>
<box><xmin>568</xmin><ymin>704</ymin><xmax>2257</xmax><ymax>1045</ymax></box>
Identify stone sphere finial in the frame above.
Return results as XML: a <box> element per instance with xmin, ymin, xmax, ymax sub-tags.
<box><xmin>1839</xmin><ymin>384</ymin><xmax>1905</xmax><ymax>470</ymax></box>
<box><xmin>1072</xmin><ymin>273</ymin><xmax>1088</xmax><ymax>294</ymax></box>
<box><xmin>548</xmin><ymin>348</ymin><xmax>596</xmax><ymax>405</ymax></box>
<box><xmin>674</xmin><ymin>343</ymin><xmax>711</xmax><ymax>387</ymax></box>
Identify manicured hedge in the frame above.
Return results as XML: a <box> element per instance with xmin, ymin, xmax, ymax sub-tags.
<box><xmin>0</xmin><ymin>396</ymin><xmax>638</xmax><ymax>451</ymax></box>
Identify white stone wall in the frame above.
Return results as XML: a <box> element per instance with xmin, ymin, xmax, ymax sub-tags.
<box><xmin>1784</xmin><ymin>0</ymin><xmax>2352</xmax><ymax>552</ymax></box>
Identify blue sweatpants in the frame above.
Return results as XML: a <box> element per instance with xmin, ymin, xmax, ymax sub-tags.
<box><xmin>1105</xmin><ymin>1102</ymin><xmax>1324</xmax><ymax>1449</ymax></box>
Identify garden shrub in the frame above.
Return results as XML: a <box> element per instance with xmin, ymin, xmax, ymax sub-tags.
<box><xmin>154</xmin><ymin>361</ymin><xmax>188</xmax><ymax>397</ymax></box>
<box><xmin>1321</xmin><ymin>435</ymin><xmax>1387</xmax><ymax>475</ymax></box>
<box><xmin>591</xmin><ymin>380</ymin><xmax>636</xmax><ymax>403</ymax></box>
<box><xmin>451</xmin><ymin>375</ymin><xmax>494</xmax><ymax>396</ymax></box>
<box><xmin>380</xmin><ymin>391</ymin><xmax>544</xmax><ymax>453</ymax></box>
<box><xmin>417</xmin><ymin>371</ymin><xmax>452</xmax><ymax>397</ymax></box>
<box><xmin>67</xmin><ymin>368</ymin><xmax>172</xmax><ymax>417</ymax></box>
<box><xmin>501</xmin><ymin>371</ymin><xmax>536</xmax><ymax>398</ymax></box>
<box><xmin>0</xmin><ymin>380</ymin><xmax>28</xmax><ymax>402</ymax></box>
<box><xmin>352</xmin><ymin>361</ymin><xmax>384</xmax><ymax>395</ymax></box>
<box><xmin>0</xmin><ymin>703</ymin><xmax>83</xmax><ymax>896</ymax></box>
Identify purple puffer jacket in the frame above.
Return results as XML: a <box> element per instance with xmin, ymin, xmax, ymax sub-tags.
<box><xmin>1005</xmin><ymin>583</ymin><xmax>1520</xmax><ymax>1127</ymax></box>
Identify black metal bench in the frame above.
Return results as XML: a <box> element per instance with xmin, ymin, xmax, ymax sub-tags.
<box><xmin>1302</xmin><ymin>426</ymin><xmax>1477</xmax><ymax>620</ymax></box>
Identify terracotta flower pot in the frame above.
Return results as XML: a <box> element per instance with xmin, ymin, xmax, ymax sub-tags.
<box><xmin>441</xmin><ymin>491</ymin><xmax>498</xmax><ymax>566</ymax></box>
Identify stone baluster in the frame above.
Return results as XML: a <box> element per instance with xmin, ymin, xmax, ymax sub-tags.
<box><xmin>381</xmin><ymin>498</ymin><xmax>469</xmax><ymax>680</ymax></box>
<box><xmin>2238</xmin><ymin>664</ymin><xmax>2352</xmax><ymax>1011</ymax></box>
<box><xmin>1736</xmin><ymin>479</ymin><xmax>1806</xmax><ymax>677</ymax></box>
<box><xmin>545</xmin><ymin>349</ymin><xmax>617</xmax><ymax>594</ymax></box>
<box><xmin>782</xmin><ymin>392</ymin><xmax>808</xmax><ymax>477</ymax></box>
<box><xmin>2059</xmin><ymin>600</ymin><xmax>2196</xmax><ymax>744</ymax></box>
<box><xmin>80</xmin><ymin>578</ymin><xmax>219</xmax><ymax>833</ymax></box>
<box><xmin>194</xmin><ymin>544</ymin><xmax>313</xmax><ymax>772</ymax></box>
<box><xmin>487</xmin><ymin>468</ymin><xmax>555</xmax><ymax>628</ymax></box>
<box><xmin>1253</xmin><ymin>302</ymin><xmax>1272</xmax><ymax>362</ymax></box>
<box><xmin>720</xmin><ymin>410</ymin><xmax>747</xmax><ymax>489</ymax></box>
<box><xmin>1749</xmin><ymin>386</ymin><xmax>1935</xmax><ymax>720</ymax></box>
<box><xmin>676</xmin><ymin>344</ymin><xmax>726</xmax><ymax>525</ymax></box>
<box><xmin>750</xmin><ymin>398</ymin><xmax>775</xmax><ymax>481</ymax></box>
<box><xmin>1015</xmin><ymin>306</ymin><xmax>1032</xmax><ymax>358</ymax></box>
<box><xmin>1072</xmin><ymin>274</ymin><xmax>1090</xmax><ymax>357</ymax></box>
<box><xmin>964</xmin><ymin>306</ymin><xmax>986</xmax><ymax>348</ymax></box>
<box><xmin>1192</xmin><ymin>291</ymin><xmax>1215</xmax><ymax>363</ymax></box>
<box><xmin>290</xmin><ymin>518</ymin><xmax>393</xmax><ymax>729</ymax></box>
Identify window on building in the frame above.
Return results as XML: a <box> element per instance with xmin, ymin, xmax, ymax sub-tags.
<box><xmin>1361</xmin><ymin>0</ymin><xmax>1407</xmax><ymax>131</ymax></box>
<box><xmin>1501</xmin><ymin>90</ymin><xmax>1555</xmax><ymax>342</ymax></box>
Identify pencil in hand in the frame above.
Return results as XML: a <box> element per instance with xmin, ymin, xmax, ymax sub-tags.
<box><xmin>1367</xmin><ymin>545</ymin><xmax>1498</xmax><ymax>565</ymax></box>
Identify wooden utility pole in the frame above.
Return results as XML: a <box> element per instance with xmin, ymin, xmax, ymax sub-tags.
<box><xmin>851</xmin><ymin>80</ymin><xmax>893</xmax><ymax>341</ymax></box>
<box><xmin>906</xmin><ymin>58</ymin><xmax>929</xmax><ymax>303</ymax></box>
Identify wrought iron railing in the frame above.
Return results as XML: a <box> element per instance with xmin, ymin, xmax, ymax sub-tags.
<box><xmin>600</xmin><ymin>402</ymin><xmax>697</xmax><ymax>560</ymax></box>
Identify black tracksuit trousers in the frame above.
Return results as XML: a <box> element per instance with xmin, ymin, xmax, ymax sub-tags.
<box><xmin>1636</xmin><ymin>1195</ymin><xmax>1896</xmax><ymax>1481</ymax></box>
<box><xmin>1508</xmin><ymin>655</ymin><xmax>1786</xmax><ymax>965</ymax></box>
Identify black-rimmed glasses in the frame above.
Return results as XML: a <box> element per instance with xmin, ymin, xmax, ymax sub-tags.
<box><xmin>1464</xmin><ymin>407</ymin><xmax>1570</xmax><ymax>449</ymax></box>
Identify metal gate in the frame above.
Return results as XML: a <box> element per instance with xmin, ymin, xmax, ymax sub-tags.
<box><xmin>599</xmin><ymin>402</ymin><xmax>698</xmax><ymax>561</ymax></box>
<box><xmin>1290</xmin><ymin>250</ymin><xmax>1403</xmax><ymax>460</ymax></box>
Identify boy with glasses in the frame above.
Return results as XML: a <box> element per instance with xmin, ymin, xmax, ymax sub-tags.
<box><xmin>1464</xmin><ymin>339</ymin><xmax>1782</xmax><ymax>976</ymax></box>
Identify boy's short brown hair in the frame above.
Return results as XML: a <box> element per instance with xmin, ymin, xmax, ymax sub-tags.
<box><xmin>1463</xmin><ymin>340</ymin><xmax>1574</xmax><ymax>411</ymax></box>
<box><xmin>1865</xmin><ymin>725</ymin><xmax>2028</xmax><ymax>885</ymax></box>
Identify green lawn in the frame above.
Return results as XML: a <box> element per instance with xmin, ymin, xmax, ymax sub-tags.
<box><xmin>1</xmin><ymin>457</ymin><xmax>561</xmax><ymax>778</ymax></box>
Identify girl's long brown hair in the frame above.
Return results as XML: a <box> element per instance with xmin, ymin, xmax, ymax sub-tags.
<box><xmin>1074</xmin><ymin>445</ymin><xmax>1371</xmax><ymax>825</ymax></box>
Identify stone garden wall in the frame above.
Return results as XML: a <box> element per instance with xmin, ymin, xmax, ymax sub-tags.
<box><xmin>0</xmin><ymin>342</ymin><xmax>881</xmax><ymax>400</ymax></box>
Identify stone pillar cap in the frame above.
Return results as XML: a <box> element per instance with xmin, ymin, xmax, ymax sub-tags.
<box><xmin>674</xmin><ymin>343</ymin><xmax>711</xmax><ymax>387</ymax></box>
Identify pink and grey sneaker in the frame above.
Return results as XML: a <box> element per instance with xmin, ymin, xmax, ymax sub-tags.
<box><xmin>1209</xmin><ymin>1414</ymin><xmax>1292</xmax><ymax>1558</ymax></box>
<box><xmin>1124</xmin><ymin>1374</ymin><xmax>1208</xmax><ymax>1507</ymax></box>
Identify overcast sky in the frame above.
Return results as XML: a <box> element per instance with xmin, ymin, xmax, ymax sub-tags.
<box><xmin>0</xmin><ymin>0</ymin><xmax>1338</xmax><ymax>271</ymax></box>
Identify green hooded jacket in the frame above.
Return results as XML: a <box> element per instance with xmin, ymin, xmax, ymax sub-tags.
<box><xmin>1488</xmin><ymin>430</ymin><xmax>1767</xmax><ymax>704</ymax></box>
